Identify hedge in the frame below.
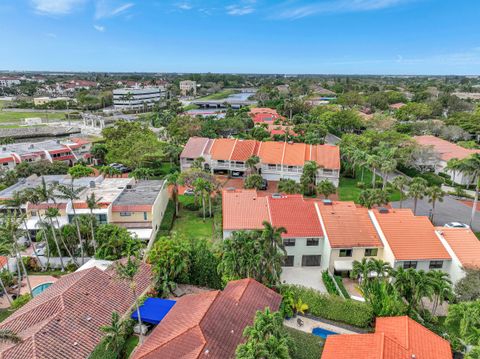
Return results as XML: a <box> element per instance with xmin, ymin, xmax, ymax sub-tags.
<box><xmin>158</xmin><ymin>200</ymin><xmax>175</xmax><ymax>234</ymax></box>
<box><xmin>334</xmin><ymin>276</ymin><xmax>350</xmax><ymax>299</ymax></box>
<box><xmin>285</xmin><ymin>285</ymin><xmax>374</xmax><ymax>328</ymax></box>
<box><xmin>322</xmin><ymin>271</ymin><xmax>339</xmax><ymax>296</ymax></box>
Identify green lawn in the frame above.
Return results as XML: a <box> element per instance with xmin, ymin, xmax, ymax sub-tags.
<box><xmin>123</xmin><ymin>336</ymin><xmax>139</xmax><ymax>358</ymax></box>
<box><xmin>285</xmin><ymin>327</ymin><xmax>324</xmax><ymax>359</ymax></box>
<box><xmin>0</xmin><ymin>111</ymin><xmax>66</xmax><ymax>123</ymax></box>
<box><xmin>338</xmin><ymin>167</ymin><xmax>401</xmax><ymax>203</ymax></box>
<box><xmin>171</xmin><ymin>195</ymin><xmax>214</xmax><ymax>239</ymax></box>
<box><xmin>196</xmin><ymin>89</ymin><xmax>237</xmax><ymax>101</ymax></box>
<box><xmin>0</xmin><ymin>309</ymin><xmax>14</xmax><ymax>323</ymax></box>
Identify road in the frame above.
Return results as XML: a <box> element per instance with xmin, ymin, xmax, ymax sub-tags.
<box><xmin>391</xmin><ymin>196</ymin><xmax>480</xmax><ymax>232</ymax></box>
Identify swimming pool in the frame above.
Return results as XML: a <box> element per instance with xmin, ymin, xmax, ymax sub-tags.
<box><xmin>312</xmin><ymin>327</ymin><xmax>337</xmax><ymax>339</ymax></box>
<box><xmin>32</xmin><ymin>282</ymin><xmax>53</xmax><ymax>297</ymax></box>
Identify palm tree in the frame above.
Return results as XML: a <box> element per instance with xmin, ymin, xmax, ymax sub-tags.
<box><xmin>446</xmin><ymin>158</ymin><xmax>462</xmax><ymax>184</ymax></box>
<box><xmin>426</xmin><ymin>186</ymin><xmax>445</xmax><ymax>222</ymax></box>
<box><xmin>245</xmin><ymin>155</ymin><xmax>260</xmax><ymax>175</ymax></box>
<box><xmin>0</xmin><ymin>329</ymin><xmax>21</xmax><ymax>344</ymax></box>
<box><xmin>428</xmin><ymin>270</ymin><xmax>453</xmax><ymax>316</ymax></box>
<box><xmin>316</xmin><ymin>180</ymin><xmax>336</xmax><ymax>199</ymax></box>
<box><xmin>86</xmin><ymin>193</ymin><xmax>102</xmax><ymax>254</ymax></box>
<box><xmin>129</xmin><ymin>168</ymin><xmax>154</xmax><ymax>180</ymax></box>
<box><xmin>260</xmin><ymin>221</ymin><xmax>287</xmax><ymax>287</ymax></box>
<box><xmin>456</xmin><ymin>154</ymin><xmax>480</xmax><ymax>226</ymax></box>
<box><xmin>351</xmin><ymin>258</ymin><xmax>372</xmax><ymax>284</ymax></box>
<box><xmin>43</xmin><ymin>208</ymin><xmax>66</xmax><ymax>272</ymax></box>
<box><xmin>392</xmin><ymin>176</ymin><xmax>410</xmax><ymax>209</ymax></box>
<box><xmin>115</xmin><ymin>254</ymin><xmax>144</xmax><ymax>343</ymax></box>
<box><xmin>165</xmin><ymin>172</ymin><xmax>180</xmax><ymax>217</ymax></box>
<box><xmin>193</xmin><ymin>177</ymin><xmax>210</xmax><ymax>221</ymax></box>
<box><xmin>380</xmin><ymin>159</ymin><xmax>397</xmax><ymax>190</ymax></box>
<box><xmin>408</xmin><ymin>177</ymin><xmax>428</xmax><ymax>215</ymax></box>
<box><xmin>57</xmin><ymin>184</ymin><xmax>87</xmax><ymax>264</ymax></box>
<box><xmin>100</xmin><ymin>311</ymin><xmax>127</xmax><ymax>355</ymax></box>
<box><xmin>300</xmin><ymin>161</ymin><xmax>319</xmax><ymax>196</ymax></box>
<box><xmin>99</xmin><ymin>166</ymin><xmax>121</xmax><ymax>178</ymax></box>
<box><xmin>278</xmin><ymin>179</ymin><xmax>301</xmax><ymax>194</ymax></box>
<box><xmin>367</xmin><ymin>154</ymin><xmax>381</xmax><ymax>188</ymax></box>
<box><xmin>446</xmin><ymin>301</ymin><xmax>480</xmax><ymax>349</ymax></box>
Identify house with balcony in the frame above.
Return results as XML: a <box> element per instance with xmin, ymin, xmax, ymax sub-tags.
<box><xmin>180</xmin><ymin>137</ymin><xmax>340</xmax><ymax>185</ymax></box>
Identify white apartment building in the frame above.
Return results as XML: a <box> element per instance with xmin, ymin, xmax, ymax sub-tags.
<box><xmin>113</xmin><ymin>87</ymin><xmax>165</xmax><ymax>110</ymax></box>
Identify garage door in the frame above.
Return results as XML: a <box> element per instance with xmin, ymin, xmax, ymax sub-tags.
<box><xmin>302</xmin><ymin>255</ymin><xmax>321</xmax><ymax>267</ymax></box>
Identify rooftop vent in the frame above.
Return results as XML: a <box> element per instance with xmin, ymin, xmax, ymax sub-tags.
<box><xmin>378</xmin><ymin>207</ymin><xmax>389</xmax><ymax>214</ymax></box>
<box><xmin>89</xmin><ymin>181</ymin><xmax>96</xmax><ymax>188</ymax></box>
<box><xmin>323</xmin><ymin>199</ymin><xmax>333</xmax><ymax>205</ymax></box>
<box><xmin>226</xmin><ymin>187</ymin><xmax>236</xmax><ymax>191</ymax></box>
<box><xmin>271</xmin><ymin>193</ymin><xmax>282</xmax><ymax>199</ymax></box>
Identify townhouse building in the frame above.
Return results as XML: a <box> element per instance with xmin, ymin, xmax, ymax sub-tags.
<box><xmin>222</xmin><ymin>189</ymin><xmax>480</xmax><ymax>284</ymax></box>
<box><xmin>414</xmin><ymin>135</ymin><xmax>480</xmax><ymax>185</ymax></box>
<box><xmin>0</xmin><ymin>175</ymin><xmax>169</xmax><ymax>243</ymax></box>
<box><xmin>180</xmin><ymin>137</ymin><xmax>340</xmax><ymax>185</ymax></box>
<box><xmin>0</xmin><ymin>138</ymin><xmax>92</xmax><ymax>169</ymax></box>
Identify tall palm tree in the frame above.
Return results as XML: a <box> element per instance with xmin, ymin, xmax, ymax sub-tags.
<box><xmin>165</xmin><ymin>172</ymin><xmax>180</xmax><ymax>217</ymax></box>
<box><xmin>86</xmin><ymin>193</ymin><xmax>102</xmax><ymax>254</ymax></box>
<box><xmin>351</xmin><ymin>258</ymin><xmax>372</xmax><ymax>284</ymax></box>
<box><xmin>43</xmin><ymin>208</ymin><xmax>66</xmax><ymax>272</ymax></box>
<box><xmin>300</xmin><ymin>161</ymin><xmax>319</xmax><ymax>196</ymax></box>
<box><xmin>380</xmin><ymin>159</ymin><xmax>397</xmax><ymax>190</ymax></box>
<box><xmin>392</xmin><ymin>176</ymin><xmax>410</xmax><ymax>209</ymax></box>
<box><xmin>446</xmin><ymin>158</ymin><xmax>462</xmax><ymax>184</ymax></box>
<box><xmin>245</xmin><ymin>155</ymin><xmax>260</xmax><ymax>175</ymax></box>
<box><xmin>428</xmin><ymin>270</ymin><xmax>453</xmax><ymax>316</ymax></box>
<box><xmin>456</xmin><ymin>154</ymin><xmax>480</xmax><ymax>226</ymax></box>
<box><xmin>426</xmin><ymin>186</ymin><xmax>445</xmax><ymax>222</ymax></box>
<box><xmin>260</xmin><ymin>221</ymin><xmax>287</xmax><ymax>287</ymax></box>
<box><xmin>367</xmin><ymin>154</ymin><xmax>381</xmax><ymax>188</ymax></box>
<box><xmin>57</xmin><ymin>184</ymin><xmax>87</xmax><ymax>264</ymax></box>
<box><xmin>408</xmin><ymin>177</ymin><xmax>428</xmax><ymax>215</ymax></box>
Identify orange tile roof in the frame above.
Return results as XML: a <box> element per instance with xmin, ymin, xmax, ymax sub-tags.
<box><xmin>132</xmin><ymin>278</ymin><xmax>281</xmax><ymax>359</ymax></box>
<box><xmin>414</xmin><ymin>135</ymin><xmax>480</xmax><ymax>161</ymax></box>
<box><xmin>222</xmin><ymin>190</ymin><xmax>269</xmax><ymax>231</ymax></box>
<box><xmin>283</xmin><ymin>142</ymin><xmax>307</xmax><ymax>166</ymax></box>
<box><xmin>230</xmin><ymin>140</ymin><xmax>257</xmax><ymax>161</ymax></box>
<box><xmin>210</xmin><ymin>138</ymin><xmax>237</xmax><ymax>160</ymax></box>
<box><xmin>249</xmin><ymin>107</ymin><xmax>279</xmax><ymax>116</ymax></box>
<box><xmin>322</xmin><ymin>316</ymin><xmax>451</xmax><ymax>359</ymax></box>
<box><xmin>372</xmin><ymin>209</ymin><xmax>451</xmax><ymax>260</ymax></box>
<box><xmin>267</xmin><ymin>195</ymin><xmax>323</xmax><ymax>238</ymax></box>
<box><xmin>318</xmin><ymin>201</ymin><xmax>383</xmax><ymax>248</ymax></box>
<box><xmin>437</xmin><ymin>227</ymin><xmax>480</xmax><ymax>269</ymax></box>
<box><xmin>257</xmin><ymin>141</ymin><xmax>285</xmax><ymax>164</ymax></box>
<box><xmin>311</xmin><ymin>144</ymin><xmax>341</xmax><ymax>170</ymax></box>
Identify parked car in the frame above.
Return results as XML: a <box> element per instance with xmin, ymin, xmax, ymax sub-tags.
<box><xmin>444</xmin><ymin>222</ymin><xmax>470</xmax><ymax>229</ymax></box>
<box><xmin>34</xmin><ymin>242</ymin><xmax>47</xmax><ymax>256</ymax></box>
<box><xmin>16</xmin><ymin>236</ymin><xmax>31</xmax><ymax>248</ymax></box>
<box><xmin>231</xmin><ymin>171</ymin><xmax>243</xmax><ymax>178</ymax></box>
<box><xmin>184</xmin><ymin>188</ymin><xmax>195</xmax><ymax>196</ymax></box>
<box><xmin>259</xmin><ymin>179</ymin><xmax>268</xmax><ymax>191</ymax></box>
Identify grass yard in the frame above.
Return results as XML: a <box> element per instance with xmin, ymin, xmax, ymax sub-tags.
<box><xmin>0</xmin><ymin>111</ymin><xmax>66</xmax><ymax>123</ymax></box>
<box><xmin>285</xmin><ymin>327</ymin><xmax>324</xmax><ymax>359</ymax></box>
<box><xmin>197</xmin><ymin>89</ymin><xmax>237</xmax><ymax>101</ymax></box>
<box><xmin>123</xmin><ymin>336</ymin><xmax>139</xmax><ymax>358</ymax></box>
<box><xmin>0</xmin><ymin>309</ymin><xmax>14</xmax><ymax>323</ymax></box>
<box><xmin>338</xmin><ymin>166</ymin><xmax>401</xmax><ymax>203</ymax></box>
<box><xmin>171</xmin><ymin>195</ymin><xmax>214</xmax><ymax>239</ymax></box>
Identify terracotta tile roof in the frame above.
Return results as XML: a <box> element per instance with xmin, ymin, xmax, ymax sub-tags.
<box><xmin>210</xmin><ymin>138</ymin><xmax>237</xmax><ymax>160</ymax></box>
<box><xmin>249</xmin><ymin>108</ymin><xmax>279</xmax><ymax>116</ymax></box>
<box><xmin>322</xmin><ymin>316</ymin><xmax>451</xmax><ymax>359</ymax></box>
<box><xmin>267</xmin><ymin>195</ymin><xmax>323</xmax><ymax>238</ymax></box>
<box><xmin>0</xmin><ymin>262</ymin><xmax>152</xmax><ymax>359</ymax></box>
<box><xmin>372</xmin><ymin>209</ymin><xmax>451</xmax><ymax>260</ymax></box>
<box><xmin>257</xmin><ymin>141</ymin><xmax>285</xmax><ymax>164</ymax></box>
<box><xmin>180</xmin><ymin>137</ymin><xmax>212</xmax><ymax>159</ymax></box>
<box><xmin>318</xmin><ymin>201</ymin><xmax>383</xmax><ymax>248</ymax></box>
<box><xmin>437</xmin><ymin>227</ymin><xmax>480</xmax><ymax>269</ymax></box>
<box><xmin>230</xmin><ymin>140</ymin><xmax>257</xmax><ymax>161</ymax></box>
<box><xmin>0</xmin><ymin>156</ymin><xmax>14</xmax><ymax>164</ymax></box>
<box><xmin>283</xmin><ymin>142</ymin><xmax>307</xmax><ymax>166</ymax></box>
<box><xmin>132</xmin><ymin>278</ymin><xmax>281</xmax><ymax>359</ymax></box>
<box><xmin>311</xmin><ymin>144</ymin><xmax>341</xmax><ymax>170</ymax></box>
<box><xmin>222</xmin><ymin>190</ymin><xmax>268</xmax><ymax>231</ymax></box>
<box><xmin>414</xmin><ymin>135</ymin><xmax>480</xmax><ymax>161</ymax></box>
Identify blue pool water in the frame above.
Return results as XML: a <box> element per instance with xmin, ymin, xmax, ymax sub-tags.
<box><xmin>32</xmin><ymin>282</ymin><xmax>53</xmax><ymax>297</ymax></box>
<box><xmin>312</xmin><ymin>327</ymin><xmax>337</xmax><ymax>339</ymax></box>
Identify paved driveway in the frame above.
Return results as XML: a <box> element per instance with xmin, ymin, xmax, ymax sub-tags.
<box><xmin>281</xmin><ymin>267</ymin><xmax>326</xmax><ymax>293</ymax></box>
<box><xmin>391</xmin><ymin>196</ymin><xmax>480</xmax><ymax>232</ymax></box>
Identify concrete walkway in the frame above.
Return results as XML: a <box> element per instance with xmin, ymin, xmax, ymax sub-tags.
<box><xmin>284</xmin><ymin>315</ymin><xmax>358</xmax><ymax>335</ymax></box>
<box><xmin>281</xmin><ymin>267</ymin><xmax>327</xmax><ymax>293</ymax></box>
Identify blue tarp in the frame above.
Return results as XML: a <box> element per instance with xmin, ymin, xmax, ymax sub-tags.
<box><xmin>131</xmin><ymin>298</ymin><xmax>176</xmax><ymax>325</ymax></box>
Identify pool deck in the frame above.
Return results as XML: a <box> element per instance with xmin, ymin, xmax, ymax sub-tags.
<box><xmin>0</xmin><ymin>275</ymin><xmax>58</xmax><ymax>309</ymax></box>
<box><xmin>284</xmin><ymin>315</ymin><xmax>358</xmax><ymax>335</ymax></box>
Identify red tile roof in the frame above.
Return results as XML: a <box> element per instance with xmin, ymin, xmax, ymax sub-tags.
<box><xmin>132</xmin><ymin>278</ymin><xmax>282</xmax><ymax>359</ymax></box>
<box><xmin>414</xmin><ymin>135</ymin><xmax>480</xmax><ymax>161</ymax></box>
<box><xmin>210</xmin><ymin>138</ymin><xmax>236</xmax><ymax>160</ymax></box>
<box><xmin>437</xmin><ymin>227</ymin><xmax>480</xmax><ymax>269</ymax></box>
<box><xmin>180</xmin><ymin>137</ymin><xmax>212</xmax><ymax>159</ymax></box>
<box><xmin>322</xmin><ymin>316</ymin><xmax>451</xmax><ymax>359</ymax></box>
<box><xmin>0</xmin><ymin>262</ymin><xmax>152</xmax><ymax>359</ymax></box>
<box><xmin>230</xmin><ymin>140</ymin><xmax>257</xmax><ymax>161</ymax></box>
<box><xmin>318</xmin><ymin>201</ymin><xmax>383</xmax><ymax>248</ymax></box>
<box><xmin>222</xmin><ymin>190</ymin><xmax>269</xmax><ymax>231</ymax></box>
<box><xmin>372</xmin><ymin>209</ymin><xmax>451</xmax><ymax>260</ymax></box>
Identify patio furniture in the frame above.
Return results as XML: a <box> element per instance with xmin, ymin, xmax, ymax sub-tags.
<box><xmin>297</xmin><ymin>318</ymin><xmax>304</xmax><ymax>327</ymax></box>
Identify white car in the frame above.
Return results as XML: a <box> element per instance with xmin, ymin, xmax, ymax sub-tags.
<box><xmin>444</xmin><ymin>222</ymin><xmax>470</xmax><ymax>229</ymax></box>
<box><xmin>34</xmin><ymin>242</ymin><xmax>47</xmax><ymax>256</ymax></box>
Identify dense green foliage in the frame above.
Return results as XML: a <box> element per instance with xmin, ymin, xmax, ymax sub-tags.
<box><xmin>321</xmin><ymin>271</ymin><xmax>339</xmax><ymax>296</ymax></box>
<box><xmin>284</xmin><ymin>327</ymin><xmax>324</xmax><ymax>359</ymax></box>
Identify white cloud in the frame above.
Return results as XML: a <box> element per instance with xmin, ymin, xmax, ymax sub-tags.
<box><xmin>94</xmin><ymin>25</ymin><xmax>105</xmax><ymax>32</ymax></box>
<box><xmin>176</xmin><ymin>2</ymin><xmax>192</xmax><ymax>10</ymax></box>
<box><xmin>31</xmin><ymin>0</ymin><xmax>86</xmax><ymax>15</ymax></box>
<box><xmin>95</xmin><ymin>0</ymin><xmax>134</xmax><ymax>19</ymax></box>
<box><xmin>274</xmin><ymin>0</ymin><xmax>414</xmax><ymax>19</ymax></box>
<box><xmin>226</xmin><ymin>4</ymin><xmax>255</xmax><ymax>15</ymax></box>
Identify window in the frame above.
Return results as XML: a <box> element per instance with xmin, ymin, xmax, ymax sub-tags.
<box><xmin>429</xmin><ymin>261</ymin><xmax>443</xmax><ymax>269</ymax></box>
<box><xmin>143</xmin><ymin>212</ymin><xmax>148</xmax><ymax>220</ymax></box>
<box><xmin>283</xmin><ymin>256</ymin><xmax>294</xmax><ymax>267</ymax></box>
<box><xmin>283</xmin><ymin>238</ymin><xmax>296</xmax><ymax>247</ymax></box>
<box><xmin>403</xmin><ymin>261</ymin><xmax>418</xmax><ymax>269</ymax></box>
<box><xmin>2</xmin><ymin>162</ymin><xmax>8</xmax><ymax>166</ymax></box>
<box><xmin>323</xmin><ymin>169</ymin><xmax>333</xmax><ymax>175</ymax></box>
<box><xmin>217</xmin><ymin>160</ymin><xmax>226</xmax><ymax>164</ymax></box>
<box><xmin>98</xmin><ymin>214</ymin><xmax>107</xmax><ymax>224</ymax></box>
<box><xmin>30</xmin><ymin>211</ymin><xmax>38</xmax><ymax>217</ymax></box>
<box><xmin>339</xmin><ymin>249</ymin><xmax>352</xmax><ymax>257</ymax></box>
<box><xmin>306</xmin><ymin>238</ymin><xmax>319</xmax><ymax>246</ymax></box>
<box><xmin>365</xmin><ymin>248</ymin><xmax>378</xmax><ymax>257</ymax></box>
<box><xmin>302</xmin><ymin>255</ymin><xmax>321</xmax><ymax>267</ymax></box>
<box><xmin>120</xmin><ymin>212</ymin><xmax>132</xmax><ymax>217</ymax></box>
<box><xmin>268</xmin><ymin>164</ymin><xmax>277</xmax><ymax>170</ymax></box>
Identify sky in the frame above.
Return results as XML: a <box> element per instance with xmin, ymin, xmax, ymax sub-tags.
<box><xmin>1</xmin><ymin>0</ymin><xmax>480</xmax><ymax>75</ymax></box>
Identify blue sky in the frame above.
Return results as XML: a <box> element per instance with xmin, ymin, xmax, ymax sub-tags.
<box><xmin>1</xmin><ymin>0</ymin><xmax>479</xmax><ymax>74</ymax></box>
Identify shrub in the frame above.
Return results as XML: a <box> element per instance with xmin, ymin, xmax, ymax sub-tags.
<box><xmin>183</xmin><ymin>202</ymin><xmax>200</xmax><ymax>211</ymax></box>
<box><xmin>322</xmin><ymin>271</ymin><xmax>339</xmax><ymax>296</ymax></box>
<box><xmin>356</xmin><ymin>181</ymin><xmax>366</xmax><ymax>189</ymax></box>
<box><xmin>22</xmin><ymin>256</ymin><xmax>41</xmax><ymax>272</ymax></box>
<box><xmin>159</xmin><ymin>200</ymin><xmax>176</xmax><ymax>232</ymax></box>
<box><xmin>334</xmin><ymin>276</ymin><xmax>350</xmax><ymax>299</ymax></box>
<box><xmin>11</xmin><ymin>294</ymin><xmax>31</xmax><ymax>310</ymax></box>
<box><xmin>0</xmin><ymin>270</ymin><xmax>14</xmax><ymax>288</ymax></box>
<box><xmin>285</xmin><ymin>285</ymin><xmax>374</xmax><ymax>328</ymax></box>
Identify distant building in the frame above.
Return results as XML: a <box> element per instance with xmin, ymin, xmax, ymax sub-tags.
<box><xmin>113</xmin><ymin>87</ymin><xmax>165</xmax><ymax>110</ymax></box>
<box><xmin>33</xmin><ymin>96</ymin><xmax>71</xmax><ymax>106</ymax></box>
<box><xmin>0</xmin><ymin>76</ymin><xmax>21</xmax><ymax>87</ymax></box>
<box><xmin>179</xmin><ymin>80</ymin><xmax>197</xmax><ymax>96</ymax></box>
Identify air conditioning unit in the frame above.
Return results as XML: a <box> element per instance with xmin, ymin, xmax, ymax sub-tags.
<box><xmin>378</xmin><ymin>207</ymin><xmax>389</xmax><ymax>214</ymax></box>
<box><xmin>271</xmin><ymin>193</ymin><xmax>282</xmax><ymax>199</ymax></box>
<box><xmin>323</xmin><ymin>199</ymin><xmax>333</xmax><ymax>205</ymax></box>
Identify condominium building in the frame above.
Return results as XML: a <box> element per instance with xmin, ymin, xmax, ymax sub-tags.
<box><xmin>179</xmin><ymin>80</ymin><xmax>197</xmax><ymax>96</ymax></box>
<box><xmin>180</xmin><ymin>137</ymin><xmax>340</xmax><ymax>185</ymax></box>
<box><xmin>113</xmin><ymin>87</ymin><xmax>165</xmax><ymax>110</ymax></box>
<box><xmin>222</xmin><ymin>189</ymin><xmax>480</xmax><ymax>284</ymax></box>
